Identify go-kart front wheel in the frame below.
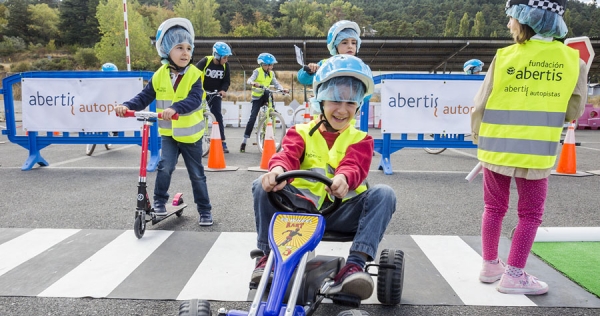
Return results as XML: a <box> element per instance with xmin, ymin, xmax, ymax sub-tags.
<box><xmin>377</xmin><ymin>248</ymin><xmax>404</xmax><ymax>305</ymax></box>
<box><xmin>179</xmin><ymin>299</ymin><xmax>211</xmax><ymax>316</ymax></box>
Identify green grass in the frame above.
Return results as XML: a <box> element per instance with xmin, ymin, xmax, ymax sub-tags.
<box><xmin>531</xmin><ymin>242</ymin><xmax>600</xmax><ymax>298</ymax></box>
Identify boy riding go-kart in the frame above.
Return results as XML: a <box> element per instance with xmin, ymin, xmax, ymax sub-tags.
<box><xmin>180</xmin><ymin>55</ymin><xmax>404</xmax><ymax>315</ymax></box>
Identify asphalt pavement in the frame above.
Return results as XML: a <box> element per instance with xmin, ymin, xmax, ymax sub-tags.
<box><xmin>0</xmin><ymin>125</ymin><xmax>599</xmax><ymax>316</ymax></box>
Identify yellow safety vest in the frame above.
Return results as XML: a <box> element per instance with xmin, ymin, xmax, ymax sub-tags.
<box><xmin>251</xmin><ymin>67</ymin><xmax>273</xmax><ymax>98</ymax></box>
<box><xmin>478</xmin><ymin>40</ymin><xmax>579</xmax><ymax>169</ymax></box>
<box><xmin>293</xmin><ymin>122</ymin><xmax>368</xmax><ymax>209</ymax></box>
<box><xmin>153</xmin><ymin>64</ymin><xmax>205</xmax><ymax>143</ymax></box>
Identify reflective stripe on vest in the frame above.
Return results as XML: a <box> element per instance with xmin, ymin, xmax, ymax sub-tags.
<box><xmin>478</xmin><ymin>40</ymin><xmax>579</xmax><ymax>169</ymax></box>
<box><xmin>152</xmin><ymin>64</ymin><xmax>205</xmax><ymax>143</ymax></box>
<box><xmin>294</xmin><ymin>122</ymin><xmax>368</xmax><ymax>209</ymax></box>
<box><xmin>251</xmin><ymin>67</ymin><xmax>273</xmax><ymax>97</ymax></box>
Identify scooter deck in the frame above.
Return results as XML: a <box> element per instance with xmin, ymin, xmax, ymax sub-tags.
<box><xmin>150</xmin><ymin>203</ymin><xmax>187</xmax><ymax>225</ymax></box>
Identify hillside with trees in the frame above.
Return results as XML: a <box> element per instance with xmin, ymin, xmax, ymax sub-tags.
<box><xmin>0</xmin><ymin>0</ymin><xmax>598</xmax><ymax>72</ymax></box>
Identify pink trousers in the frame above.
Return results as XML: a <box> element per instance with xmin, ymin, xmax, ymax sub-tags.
<box><xmin>481</xmin><ymin>168</ymin><xmax>547</xmax><ymax>268</ymax></box>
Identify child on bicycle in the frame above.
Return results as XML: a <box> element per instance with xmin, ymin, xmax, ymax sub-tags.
<box><xmin>297</xmin><ymin>20</ymin><xmax>361</xmax><ymax>86</ymax></box>
<box><xmin>241</xmin><ymin>53</ymin><xmax>289</xmax><ymax>152</ymax></box>
<box><xmin>251</xmin><ymin>54</ymin><xmax>396</xmax><ymax>300</ymax></box>
<box><xmin>471</xmin><ymin>0</ymin><xmax>587</xmax><ymax>294</ymax></box>
<box><xmin>195</xmin><ymin>42</ymin><xmax>232</xmax><ymax>153</ymax></box>
<box><xmin>115</xmin><ymin>18</ymin><xmax>214</xmax><ymax>226</ymax></box>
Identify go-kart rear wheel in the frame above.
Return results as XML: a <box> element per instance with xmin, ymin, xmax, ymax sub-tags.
<box><xmin>337</xmin><ymin>310</ymin><xmax>369</xmax><ymax>316</ymax></box>
<box><xmin>377</xmin><ymin>248</ymin><xmax>404</xmax><ymax>305</ymax></box>
<box><xmin>179</xmin><ymin>299</ymin><xmax>211</xmax><ymax>316</ymax></box>
<box><xmin>134</xmin><ymin>216</ymin><xmax>145</xmax><ymax>239</ymax></box>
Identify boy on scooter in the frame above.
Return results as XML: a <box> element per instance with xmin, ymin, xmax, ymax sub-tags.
<box><xmin>252</xmin><ymin>54</ymin><xmax>396</xmax><ymax>300</ymax></box>
<box><xmin>115</xmin><ymin>18</ymin><xmax>213</xmax><ymax>226</ymax></box>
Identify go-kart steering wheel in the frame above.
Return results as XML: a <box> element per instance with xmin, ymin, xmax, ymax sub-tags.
<box><xmin>267</xmin><ymin>170</ymin><xmax>342</xmax><ymax>216</ymax></box>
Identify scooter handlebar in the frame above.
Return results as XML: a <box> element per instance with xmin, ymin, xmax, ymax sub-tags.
<box><xmin>120</xmin><ymin>110</ymin><xmax>179</xmax><ymax>120</ymax></box>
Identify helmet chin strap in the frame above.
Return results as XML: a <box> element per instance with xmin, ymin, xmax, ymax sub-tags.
<box><xmin>164</xmin><ymin>56</ymin><xmax>193</xmax><ymax>72</ymax></box>
<box><xmin>308</xmin><ymin>114</ymin><xmax>339</xmax><ymax>136</ymax></box>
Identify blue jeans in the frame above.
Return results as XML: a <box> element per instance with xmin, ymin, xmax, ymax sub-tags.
<box><xmin>252</xmin><ymin>177</ymin><xmax>396</xmax><ymax>261</ymax></box>
<box><xmin>154</xmin><ymin>136</ymin><xmax>212</xmax><ymax>214</ymax></box>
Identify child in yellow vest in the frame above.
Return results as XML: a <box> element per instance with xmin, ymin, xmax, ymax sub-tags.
<box><xmin>251</xmin><ymin>55</ymin><xmax>396</xmax><ymax>300</ymax></box>
<box><xmin>471</xmin><ymin>0</ymin><xmax>587</xmax><ymax>294</ymax></box>
<box><xmin>115</xmin><ymin>18</ymin><xmax>213</xmax><ymax>226</ymax></box>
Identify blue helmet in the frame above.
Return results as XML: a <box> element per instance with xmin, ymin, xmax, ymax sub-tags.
<box><xmin>101</xmin><ymin>63</ymin><xmax>118</xmax><ymax>71</ymax></box>
<box><xmin>463</xmin><ymin>59</ymin><xmax>484</xmax><ymax>74</ymax></box>
<box><xmin>326</xmin><ymin>20</ymin><xmax>361</xmax><ymax>56</ymax></box>
<box><xmin>155</xmin><ymin>18</ymin><xmax>195</xmax><ymax>59</ymax></box>
<box><xmin>257</xmin><ymin>53</ymin><xmax>277</xmax><ymax>65</ymax></box>
<box><xmin>311</xmin><ymin>54</ymin><xmax>374</xmax><ymax>113</ymax></box>
<box><xmin>213</xmin><ymin>42</ymin><xmax>232</xmax><ymax>59</ymax></box>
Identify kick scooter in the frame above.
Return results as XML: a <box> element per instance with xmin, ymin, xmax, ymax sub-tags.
<box><xmin>179</xmin><ymin>170</ymin><xmax>404</xmax><ymax>316</ymax></box>
<box><xmin>121</xmin><ymin>110</ymin><xmax>187</xmax><ymax>239</ymax></box>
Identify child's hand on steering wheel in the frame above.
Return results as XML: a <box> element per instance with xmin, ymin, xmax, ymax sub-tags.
<box><xmin>325</xmin><ymin>174</ymin><xmax>349</xmax><ymax>199</ymax></box>
<box><xmin>262</xmin><ymin>166</ymin><xmax>286</xmax><ymax>192</ymax></box>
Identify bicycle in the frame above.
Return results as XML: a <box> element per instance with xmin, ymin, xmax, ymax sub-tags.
<box><xmin>200</xmin><ymin>90</ymin><xmax>219</xmax><ymax>158</ymax></box>
<box><xmin>423</xmin><ymin>133</ymin><xmax>471</xmax><ymax>154</ymax></box>
<box><xmin>85</xmin><ymin>131</ymin><xmax>118</xmax><ymax>156</ymax></box>
<box><xmin>254</xmin><ymin>85</ymin><xmax>287</xmax><ymax>154</ymax></box>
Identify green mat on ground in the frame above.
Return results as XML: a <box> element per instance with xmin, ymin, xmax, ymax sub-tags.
<box><xmin>531</xmin><ymin>242</ymin><xmax>600</xmax><ymax>298</ymax></box>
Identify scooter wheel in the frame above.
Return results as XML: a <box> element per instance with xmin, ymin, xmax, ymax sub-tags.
<box><xmin>179</xmin><ymin>299</ymin><xmax>211</xmax><ymax>316</ymax></box>
<box><xmin>377</xmin><ymin>248</ymin><xmax>404</xmax><ymax>305</ymax></box>
<box><xmin>134</xmin><ymin>216</ymin><xmax>145</xmax><ymax>239</ymax></box>
<box><xmin>175</xmin><ymin>209</ymin><xmax>183</xmax><ymax>217</ymax></box>
<box><xmin>337</xmin><ymin>310</ymin><xmax>369</xmax><ymax>316</ymax></box>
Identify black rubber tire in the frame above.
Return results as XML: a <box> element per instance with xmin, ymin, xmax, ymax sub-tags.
<box><xmin>133</xmin><ymin>215</ymin><xmax>145</xmax><ymax>239</ymax></box>
<box><xmin>85</xmin><ymin>144</ymin><xmax>96</xmax><ymax>156</ymax></box>
<box><xmin>377</xmin><ymin>248</ymin><xmax>404</xmax><ymax>305</ymax></box>
<box><xmin>257</xmin><ymin>111</ymin><xmax>286</xmax><ymax>153</ymax></box>
<box><xmin>337</xmin><ymin>310</ymin><xmax>370</xmax><ymax>316</ymax></box>
<box><xmin>175</xmin><ymin>209</ymin><xmax>183</xmax><ymax>217</ymax></box>
<box><xmin>423</xmin><ymin>147</ymin><xmax>447</xmax><ymax>154</ymax></box>
<box><xmin>178</xmin><ymin>299</ymin><xmax>212</xmax><ymax>316</ymax></box>
<box><xmin>202</xmin><ymin>112</ymin><xmax>216</xmax><ymax>158</ymax></box>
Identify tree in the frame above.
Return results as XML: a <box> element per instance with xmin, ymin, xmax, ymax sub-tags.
<box><xmin>28</xmin><ymin>3</ymin><xmax>59</xmax><ymax>44</ymax></box>
<box><xmin>5</xmin><ymin>0</ymin><xmax>32</xmax><ymax>42</ymax></box>
<box><xmin>470</xmin><ymin>11</ymin><xmax>485</xmax><ymax>37</ymax></box>
<box><xmin>174</xmin><ymin>0</ymin><xmax>221</xmax><ymax>36</ymax></box>
<box><xmin>59</xmin><ymin>0</ymin><xmax>100</xmax><ymax>46</ymax></box>
<box><xmin>444</xmin><ymin>10</ymin><xmax>457</xmax><ymax>37</ymax></box>
<box><xmin>458</xmin><ymin>12</ymin><xmax>470</xmax><ymax>37</ymax></box>
<box><xmin>277</xmin><ymin>0</ymin><xmax>326</xmax><ymax>37</ymax></box>
<box><xmin>0</xmin><ymin>4</ymin><xmax>9</xmax><ymax>35</ymax></box>
<box><xmin>95</xmin><ymin>0</ymin><xmax>156</xmax><ymax>70</ymax></box>
<box><xmin>137</xmin><ymin>4</ymin><xmax>175</xmax><ymax>32</ymax></box>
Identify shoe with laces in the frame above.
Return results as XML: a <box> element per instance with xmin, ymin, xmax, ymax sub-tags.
<box><xmin>251</xmin><ymin>255</ymin><xmax>273</xmax><ymax>284</ymax></box>
<box><xmin>198</xmin><ymin>212</ymin><xmax>213</xmax><ymax>226</ymax></box>
<box><xmin>153</xmin><ymin>202</ymin><xmax>167</xmax><ymax>217</ymax></box>
<box><xmin>479</xmin><ymin>259</ymin><xmax>506</xmax><ymax>283</ymax></box>
<box><xmin>497</xmin><ymin>272</ymin><xmax>549</xmax><ymax>295</ymax></box>
<box><xmin>328</xmin><ymin>263</ymin><xmax>374</xmax><ymax>300</ymax></box>
<box><xmin>240</xmin><ymin>143</ymin><xmax>246</xmax><ymax>153</ymax></box>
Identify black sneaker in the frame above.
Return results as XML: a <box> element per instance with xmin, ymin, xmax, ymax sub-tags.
<box><xmin>222</xmin><ymin>143</ymin><xmax>230</xmax><ymax>154</ymax></box>
<box><xmin>153</xmin><ymin>202</ymin><xmax>167</xmax><ymax>217</ymax></box>
<box><xmin>198</xmin><ymin>212</ymin><xmax>213</xmax><ymax>226</ymax></box>
<box><xmin>240</xmin><ymin>143</ymin><xmax>246</xmax><ymax>153</ymax></box>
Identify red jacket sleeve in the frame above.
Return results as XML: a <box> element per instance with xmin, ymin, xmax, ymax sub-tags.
<box><xmin>268</xmin><ymin>126</ymin><xmax>304</xmax><ymax>172</ymax></box>
<box><xmin>336</xmin><ymin>135</ymin><xmax>373</xmax><ymax>190</ymax></box>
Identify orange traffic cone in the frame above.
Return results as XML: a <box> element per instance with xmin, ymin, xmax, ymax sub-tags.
<box><xmin>552</xmin><ymin>121</ymin><xmax>591</xmax><ymax>177</ymax></box>
<box><xmin>303</xmin><ymin>102</ymin><xmax>311</xmax><ymax>123</ymax></box>
<box><xmin>260</xmin><ymin>122</ymin><xmax>277</xmax><ymax>170</ymax></box>
<box><xmin>206</xmin><ymin>122</ymin><xmax>239</xmax><ymax>172</ymax></box>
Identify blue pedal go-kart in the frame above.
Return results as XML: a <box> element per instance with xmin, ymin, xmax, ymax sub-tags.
<box><xmin>179</xmin><ymin>171</ymin><xmax>404</xmax><ymax>316</ymax></box>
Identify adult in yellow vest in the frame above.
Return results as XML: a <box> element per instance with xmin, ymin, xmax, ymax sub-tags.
<box><xmin>115</xmin><ymin>18</ymin><xmax>214</xmax><ymax>226</ymax></box>
<box><xmin>251</xmin><ymin>55</ymin><xmax>396</xmax><ymax>300</ymax></box>
<box><xmin>471</xmin><ymin>0</ymin><xmax>587</xmax><ymax>295</ymax></box>
<box><xmin>195</xmin><ymin>42</ymin><xmax>232</xmax><ymax>153</ymax></box>
<box><xmin>241</xmin><ymin>53</ymin><xmax>289</xmax><ymax>152</ymax></box>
